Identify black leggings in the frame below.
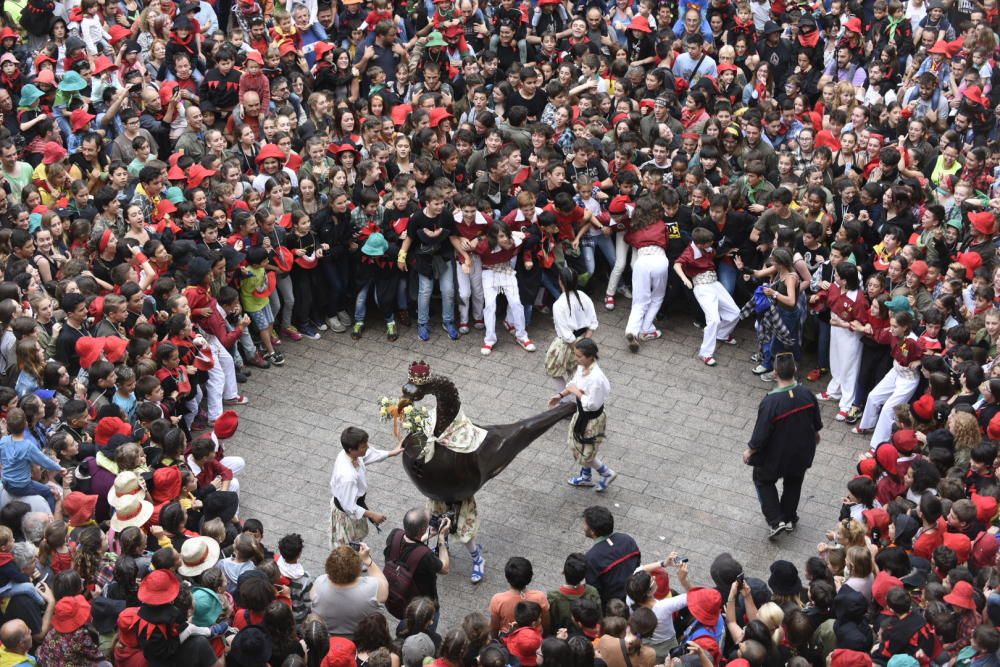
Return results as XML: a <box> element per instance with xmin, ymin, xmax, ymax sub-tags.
<box><xmin>853</xmin><ymin>343</ymin><xmax>892</xmax><ymax>410</ymax></box>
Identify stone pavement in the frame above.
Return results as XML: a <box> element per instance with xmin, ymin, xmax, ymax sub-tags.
<box><xmin>230</xmin><ymin>305</ymin><xmax>859</xmax><ymax>628</ymax></box>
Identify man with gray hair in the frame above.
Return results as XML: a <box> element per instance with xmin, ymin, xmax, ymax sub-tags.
<box><xmin>382</xmin><ymin>508</ymin><xmax>450</xmax><ymax>619</ymax></box>
<box><xmin>20</xmin><ymin>513</ymin><xmax>49</xmax><ymax>547</ymax></box>
<box><xmin>4</xmin><ymin>543</ymin><xmax>54</xmax><ymax>646</ymax></box>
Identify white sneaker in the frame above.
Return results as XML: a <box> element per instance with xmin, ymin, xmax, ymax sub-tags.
<box><xmin>327</xmin><ymin>318</ymin><xmax>347</xmax><ymax>333</ymax></box>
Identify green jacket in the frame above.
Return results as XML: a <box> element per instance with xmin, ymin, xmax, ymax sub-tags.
<box><xmin>547</xmin><ymin>584</ymin><xmax>602</xmax><ymax>632</ymax></box>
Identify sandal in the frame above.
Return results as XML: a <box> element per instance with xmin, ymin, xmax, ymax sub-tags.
<box><xmin>806</xmin><ymin>367</ymin><xmax>828</xmax><ymax>382</ymax></box>
<box><xmin>699</xmin><ymin>355</ymin><xmax>717</xmax><ymax>366</ymax></box>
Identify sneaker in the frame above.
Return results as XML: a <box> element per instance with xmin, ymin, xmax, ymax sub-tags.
<box><xmin>337</xmin><ymin>311</ymin><xmax>352</xmax><ymax>327</ymax></box>
<box><xmin>768</xmin><ymin>522</ymin><xmax>787</xmax><ymax>540</ymax></box>
<box><xmin>595</xmin><ymin>469</ymin><xmax>617</xmax><ymax>492</ymax></box>
<box><xmin>760</xmin><ymin>371</ymin><xmax>775</xmax><ymax>382</ymax></box>
<box><xmin>327</xmin><ymin>317</ymin><xmax>347</xmax><ymax>333</ymax></box>
<box><xmin>471</xmin><ymin>547</ymin><xmax>485</xmax><ymax>585</ymax></box>
<box><xmin>443</xmin><ymin>323</ymin><xmax>460</xmax><ymax>340</ymax></box>
<box><xmin>806</xmin><ymin>367</ymin><xmax>828</xmax><ymax>382</ymax></box>
<box><xmin>280</xmin><ymin>326</ymin><xmax>303</xmax><ymax>342</ymax></box>
<box><xmin>503</xmin><ymin>321</ymin><xmax>516</xmax><ymax>336</ymax></box>
<box><xmin>248</xmin><ymin>353</ymin><xmax>271</xmax><ymax>369</ymax></box>
<box><xmin>223</xmin><ymin>395</ymin><xmax>249</xmax><ymax>406</ymax></box>
<box><xmin>617</xmin><ymin>284</ymin><xmax>632</xmax><ymax>299</ymax></box>
<box><xmin>626</xmin><ymin>333</ymin><xmax>639</xmax><ymax>353</ymax></box>
<box><xmin>480</xmin><ymin>343</ymin><xmax>494</xmax><ymax>356</ymax></box>
<box><xmin>516</xmin><ymin>337</ymin><xmax>537</xmax><ymax>352</ymax></box>
<box><xmin>458</xmin><ymin>322</ymin><xmax>470</xmax><ymax>335</ymax></box>
<box><xmin>418</xmin><ymin>325</ymin><xmax>430</xmax><ymax>341</ymax></box>
<box><xmin>835</xmin><ymin>410</ymin><xmax>849</xmax><ymax>422</ymax></box>
<box><xmin>351</xmin><ymin>322</ymin><xmax>364</xmax><ymax>341</ymax></box>
<box><xmin>266</xmin><ymin>351</ymin><xmax>285</xmax><ymax>366</ymax></box>
<box><xmin>699</xmin><ymin>355</ymin><xmax>717</xmax><ymax>366</ymax></box>
<box><xmin>315</xmin><ymin>320</ymin><xmax>328</xmax><ymax>331</ymax></box>
<box><xmin>605</xmin><ymin>295</ymin><xmax>615</xmax><ymax>311</ymax></box>
<box><xmin>750</xmin><ymin>352</ymin><xmax>762</xmax><ymax>363</ymax></box>
<box><xmin>751</xmin><ymin>364</ymin><xmax>769</xmax><ymax>375</ymax></box>
<box><xmin>473</xmin><ymin>319</ymin><xmax>485</xmax><ymax>330</ymax></box>
<box><xmin>568</xmin><ymin>473</ymin><xmax>594</xmax><ymax>487</ymax></box>
<box><xmin>397</xmin><ymin>310</ymin><xmax>411</xmax><ymax>327</ymax></box>
<box><xmin>784</xmin><ymin>521</ymin><xmax>797</xmax><ymax>533</ymax></box>
<box><xmin>386</xmin><ymin>323</ymin><xmax>398</xmax><ymax>342</ymax></box>
<box><xmin>235</xmin><ymin>370</ymin><xmax>249</xmax><ymax>384</ymax></box>
<box><xmin>718</xmin><ymin>335</ymin><xmax>737</xmax><ymax>345</ymax></box>
<box><xmin>818</xmin><ymin>391</ymin><xmax>840</xmax><ymax>402</ymax></box>
<box><xmin>536</xmin><ymin>304</ymin><xmax>551</xmax><ymax>315</ymax></box>
<box><xmin>300</xmin><ymin>324</ymin><xmax>321</xmax><ymax>340</ymax></box>
<box><xmin>845</xmin><ymin>407</ymin><xmax>862</xmax><ymax>424</ymax></box>
<box><xmin>852</xmin><ymin>425</ymin><xmax>871</xmax><ymax>435</ymax></box>
<box><xmin>692</xmin><ymin>320</ymin><xmax>705</xmax><ymax>329</ymax></box>
<box><xmin>639</xmin><ymin>329</ymin><xmax>662</xmax><ymax>341</ymax></box>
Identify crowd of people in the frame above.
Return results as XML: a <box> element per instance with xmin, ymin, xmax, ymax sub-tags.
<box><xmin>3</xmin><ymin>0</ymin><xmax>1000</xmax><ymax>660</ymax></box>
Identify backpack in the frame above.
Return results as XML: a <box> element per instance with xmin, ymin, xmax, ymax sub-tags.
<box><xmin>384</xmin><ymin>530</ymin><xmax>431</xmax><ymax>619</ymax></box>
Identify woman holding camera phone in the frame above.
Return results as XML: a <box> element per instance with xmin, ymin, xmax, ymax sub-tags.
<box><xmin>624</xmin><ymin>552</ymin><xmax>691</xmax><ymax>660</ymax></box>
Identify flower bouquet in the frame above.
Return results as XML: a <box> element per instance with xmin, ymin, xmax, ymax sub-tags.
<box><xmin>377</xmin><ymin>397</ymin><xmax>430</xmax><ymax>446</ymax></box>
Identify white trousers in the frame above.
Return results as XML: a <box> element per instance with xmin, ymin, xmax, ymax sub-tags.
<box><xmin>626</xmin><ymin>251</ymin><xmax>669</xmax><ymax>336</ymax></box>
<box><xmin>605</xmin><ymin>233</ymin><xmax>631</xmax><ymax>297</ymax></box>
<box><xmin>220</xmin><ymin>455</ymin><xmax>244</xmax><ymax>496</ymax></box>
<box><xmin>483</xmin><ymin>271</ymin><xmax>526</xmax><ymax>345</ymax></box>
<box><xmin>826</xmin><ymin>326</ymin><xmax>863</xmax><ymax>413</ymax></box>
<box><xmin>204</xmin><ymin>335</ymin><xmax>238</xmax><ymax>421</ymax></box>
<box><xmin>693</xmin><ymin>281</ymin><xmax>740</xmax><ymax>358</ymax></box>
<box><xmin>860</xmin><ymin>365</ymin><xmax>920</xmax><ymax>449</ymax></box>
<box><xmin>456</xmin><ymin>256</ymin><xmax>485</xmax><ymax>324</ymax></box>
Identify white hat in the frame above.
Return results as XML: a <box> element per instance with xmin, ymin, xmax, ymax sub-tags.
<box><xmin>107</xmin><ymin>471</ymin><xmax>145</xmax><ymax>509</ymax></box>
<box><xmin>177</xmin><ymin>536</ymin><xmax>221</xmax><ymax>577</ymax></box>
<box><xmin>110</xmin><ymin>494</ymin><xmax>154</xmax><ymax>532</ymax></box>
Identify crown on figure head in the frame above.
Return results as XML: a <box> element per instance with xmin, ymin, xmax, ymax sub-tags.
<box><xmin>408</xmin><ymin>361</ymin><xmax>432</xmax><ymax>385</ymax></box>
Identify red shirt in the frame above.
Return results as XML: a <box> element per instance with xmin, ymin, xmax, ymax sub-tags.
<box><xmin>625</xmin><ymin>221</ymin><xmax>668</xmax><ymax>249</ymax></box>
<box><xmin>872</xmin><ymin>330</ymin><xmax>924</xmax><ymax>366</ymax></box>
<box><xmin>675</xmin><ymin>242</ymin><xmax>716</xmax><ymax>278</ymax></box>
<box><xmin>828</xmin><ymin>285</ymin><xmax>868</xmax><ymax>323</ymax></box>
<box><xmin>543</xmin><ymin>203</ymin><xmax>584</xmax><ymax>241</ymax></box>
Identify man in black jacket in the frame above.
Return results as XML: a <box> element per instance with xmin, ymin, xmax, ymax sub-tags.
<box><xmin>582</xmin><ymin>506</ymin><xmax>640</xmax><ymax>605</ymax></box>
<box><xmin>743</xmin><ymin>353</ymin><xmax>822</xmax><ymax>540</ymax></box>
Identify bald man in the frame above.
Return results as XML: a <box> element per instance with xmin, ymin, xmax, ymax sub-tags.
<box><xmin>0</xmin><ymin>619</ymin><xmax>35</xmax><ymax>664</ymax></box>
<box><xmin>225</xmin><ymin>90</ymin><xmax>263</xmax><ymax>143</ymax></box>
<box><xmin>175</xmin><ymin>106</ymin><xmax>207</xmax><ymax>161</ymax></box>
<box><xmin>139</xmin><ymin>86</ymin><xmax>180</xmax><ymax>159</ymax></box>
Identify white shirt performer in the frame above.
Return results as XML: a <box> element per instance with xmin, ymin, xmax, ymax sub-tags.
<box><xmin>329</xmin><ymin>426</ymin><xmax>403</xmax><ymax>548</ymax></box>
<box><xmin>548</xmin><ymin>338</ymin><xmax>615</xmax><ymax>492</ymax></box>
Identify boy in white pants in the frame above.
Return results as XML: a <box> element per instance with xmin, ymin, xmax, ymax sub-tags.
<box><xmin>674</xmin><ymin>227</ymin><xmax>740</xmax><ymax>366</ymax></box>
<box><xmin>856</xmin><ymin>311</ymin><xmax>924</xmax><ymax>449</ymax></box>
<box><xmin>454</xmin><ymin>194</ymin><xmax>487</xmax><ymax>334</ymax></box>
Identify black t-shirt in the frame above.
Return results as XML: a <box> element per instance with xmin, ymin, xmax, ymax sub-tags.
<box><xmin>507</xmin><ymin>89</ymin><xmax>549</xmax><ymax>121</ymax></box>
<box><xmin>175</xmin><ymin>634</ymin><xmax>218</xmax><ymax>667</ymax></box>
<box><xmin>2</xmin><ymin>593</ymin><xmax>42</xmax><ymax>636</ymax></box>
<box><xmin>55</xmin><ymin>324</ymin><xmax>88</xmax><ymax>377</ymax></box>
<box><xmin>407</xmin><ymin>210</ymin><xmax>456</xmax><ymax>276</ymax></box>
<box><xmin>383</xmin><ymin>529</ymin><xmax>445</xmax><ymax>601</ymax></box>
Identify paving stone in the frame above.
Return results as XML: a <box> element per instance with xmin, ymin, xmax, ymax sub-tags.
<box><xmin>231</xmin><ymin>308</ymin><xmax>857</xmax><ymax>628</ymax></box>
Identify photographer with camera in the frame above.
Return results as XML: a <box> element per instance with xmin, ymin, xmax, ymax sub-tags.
<box><xmin>382</xmin><ymin>508</ymin><xmax>451</xmax><ymax>628</ymax></box>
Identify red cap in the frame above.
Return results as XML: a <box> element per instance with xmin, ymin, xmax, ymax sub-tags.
<box><xmin>108</xmin><ymin>25</ymin><xmax>131</xmax><ymax>46</ymax></box>
<box><xmin>871</xmin><ymin>571</ymin><xmax>903</xmax><ymax>608</ymax></box>
<box><xmin>63</xmin><ymin>492</ymin><xmax>98</xmax><ymax>526</ymax></box>
<box><xmin>831</xmin><ymin>650</ymin><xmax>872</xmax><ymax>667</ymax></box>
<box><xmin>686</xmin><ymin>587</ymin><xmax>723</xmax><ymax>627</ymax></box>
<box><xmin>52</xmin><ymin>595</ymin><xmax>91</xmax><ymax>634</ymax></box>
<box><xmin>92</xmin><ymin>55</ymin><xmax>116</xmax><ymax>75</ymax></box>
<box><xmin>214</xmin><ymin>410</ymin><xmax>239</xmax><ymax>439</ymax></box>
<box><xmin>972</xmin><ymin>492</ymin><xmax>999</xmax><ymax>523</ymax></box>
<box><xmin>75</xmin><ymin>336</ymin><xmax>104</xmax><ymax>370</ymax></box>
<box><xmin>390</xmin><ymin>103</ymin><xmax>412</xmax><ymax>127</ymax></box>
<box><xmin>942</xmin><ymin>532</ymin><xmax>972</xmax><ymax>564</ymax></box>
<box><xmin>187</xmin><ymin>163</ymin><xmax>217</xmax><ymax>189</ymax></box>
<box><xmin>717</xmin><ymin>63</ymin><xmax>738</xmax><ymax>73</ymax></box>
<box><xmin>912</xmin><ymin>393</ymin><xmax>935</xmax><ymax>421</ymax></box>
<box><xmin>95</xmin><ymin>416</ymin><xmax>132</xmax><ymax>446</ymax></box>
<box><xmin>244</xmin><ymin>49</ymin><xmax>264</xmax><ymax>65</ymax></box>
<box><xmin>314</xmin><ymin>41</ymin><xmax>335</xmax><ymax>62</ymax></box>
<box><xmin>608</xmin><ymin>195</ymin><xmax>632</xmax><ymax>215</ymax></box>
<box><xmin>862</xmin><ymin>508</ymin><xmax>891</xmax><ymax>537</ymax></box>
<box><xmin>989</xmin><ymin>412</ymin><xmax>1000</xmax><ymax>440</ymax></box>
<box><xmin>103</xmin><ymin>337</ymin><xmax>128</xmax><ymax>364</ymax></box>
<box><xmin>944</xmin><ymin>580</ymin><xmax>977</xmax><ymax>610</ymax></box>
<box><xmin>256</xmin><ymin>143</ymin><xmax>287</xmax><ymax>165</ymax></box>
<box><xmin>69</xmin><ymin>108</ymin><xmax>96</xmax><ymax>133</ymax></box>
<box><xmin>963</xmin><ymin>85</ymin><xmax>988</xmax><ymax>106</ymax></box>
<box><xmin>970</xmin><ymin>211</ymin><xmax>996</xmax><ymax>236</ymax></box>
<box><xmin>428</xmin><ymin>107</ymin><xmax>455</xmax><ymax>128</ymax></box>
<box><xmin>323</xmin><ymin>637</ymin><xmax>358</xmax><ymax>667</ymax></box>
<box><xmin>279</xmin><ymin>41</ymin><xmax>297</xmax><ymax>56</ymax></box>
<box><xmin>138</xmin><ymin>569</ymin><xmax>180</xmax><ymax>605</ymax></box>
<box><xmin>908</xmin><ymin>259</ymin><xmax>929</xmax><ymax>279</ymax></box>
<box><xmin>874</xmin><ymin>443</ymin><xmax>899</xmax><ymax>476</ymax></box>
<box><xmin>891</xmin><ymin>429</ymin><xmax>919</xmax><ymax>453</ymax></box>
<box><xmin>42</xmin><ymin>141</ymin><xmax>67</xmax><ymax>165</ymax></box>
<box><xmin>958</xmin><ymin>251</ymin><xmax>984</xmax><ymax>280</ymax></box>
<box><xmin>844</xmin><ymin>17</ymin><xmax>862</xmax><ymax>32</ymax></box>
<box><xmin>627</xmin><ymin>15</ymin><xmax>653</xmax><ymax>32</ymax></box>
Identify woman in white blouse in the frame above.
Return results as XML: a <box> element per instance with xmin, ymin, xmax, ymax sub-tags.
<box><xmin>545</xmin><ymin>267</ymin><xmax>599</xmax><ymax>395</ymax></box>
<box><xmin>549</xmin><ymin>338</ymin><xmax>615</xmax><ymax>492</ymax></box>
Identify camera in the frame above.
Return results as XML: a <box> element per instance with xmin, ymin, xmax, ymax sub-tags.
<box><xmin>669</xmin><ymin>645</ymin><xmax>688</xmax><ymax>659</ymax></box>
<box><xmin>429</xmin><ymin>511</ymin><xmax>456</xmax><ymax>532</ymax></box>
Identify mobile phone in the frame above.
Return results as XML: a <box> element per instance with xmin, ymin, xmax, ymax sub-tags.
<box><xmin>349</xmin><ymin>541</ymin><xmax>362</xmax><ymax>552</ymax></box>
<box><xmin>679</xmin><ymin>557</ymin><xmax>689</xmax><ymax>564</ymax></box>
<box><xmin>736</xmin><ymin>572</ymin><xmax>745</xmax><ymax>587</ymax></box>
<box><xmin>34</xmin><ymin>571</ymin><xmax>48</xmax><ymax>587</ymax></box>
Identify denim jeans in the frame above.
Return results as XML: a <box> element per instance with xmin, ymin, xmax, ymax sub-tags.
<box><xmin>540</xmin><ymin>270</ymin><xmax>561</xmax><ymax>300</ymax></box>
<box><xmin>581</xmin><ymin>233</ymin><xmax>617</xmax><ymax>277</ymax></box>
<box><xmin>417</xmin><ymin>267</ymin><xmax>456</xmax><ymax>327</ymax></box>
<box><xmin>320</xmin><ymin>259</ymin><xmax>350</xmax><ymax>318</ymax></box>
<box><xmin>355</xmin><ymin>280</ymin><xmax>395</xmax><ymax>324</ymax></box>
<box><xmin>717</xmin><ymin>262</ymin><xmax>739</xmax><ymax>296</ymax></box>
<box><xmin>4</xmin><ymin>479</ymin><xmax>55</xmax><ymax>511</ymax></box>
